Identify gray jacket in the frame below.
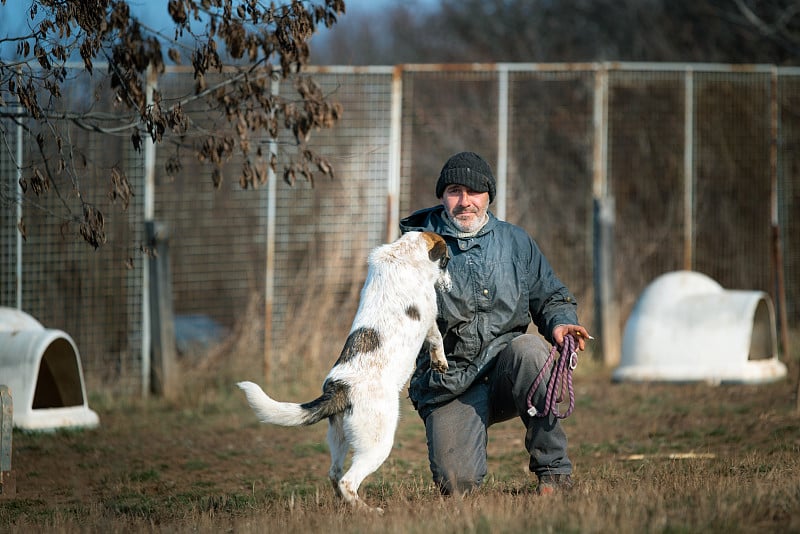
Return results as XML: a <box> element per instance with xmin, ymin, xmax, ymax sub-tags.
<box><xmin>399</xmin><ymin>206</ymin><xmax>579</xmax><ymax>418</ymax></box>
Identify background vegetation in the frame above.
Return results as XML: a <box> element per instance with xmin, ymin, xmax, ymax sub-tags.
<box><xmin>315</xmin><ymin>0</ymin><xmax>800</xmax><ymax>66</ymax></box>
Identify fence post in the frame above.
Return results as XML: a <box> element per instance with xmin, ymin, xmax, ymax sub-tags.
<box><xmin>496</xmin><ymin>65</ymin><xmax>509</xmax><ymax>222</ymax></box>
<box><xmin>683</xmin><ymin>68</ymin><xmax>695</xmax><ymax>270</ymax></box>
<box><xmin>385</xmin><ymin>65</ymin><xmax>403</xmax><ymax>243</ymax></box>
<box><xmin>264</xmin><ymin>74</ymin><xmax>279</xmax><ymax>385</ymax></box>
<box><xmin>592</xmin><ymin>65</ymin><xmax>622</xmax><ymax>366</ymax></box>
<box><xmin>141</xmin><ymin>65</ymin><xmax>158</xmax><ymax>397</ymax></box>
<box><xmin>593</xmin><ymin>196</ymin><xmax>620</xmax><ymax>367</ymax></box>
<box><xmin>0</xmin><ymin>385</ymin><xmax>15</xmax><ymax>497</ymax></box>
<box><xmin>15</xmin><ymin>97</ymin><xmax>23</xmax><ymax>310</ymax></box>
<box><xmin>146</xmin><ymin>221</ymin><xmax>177</xmax><ymax>398</ymax></box>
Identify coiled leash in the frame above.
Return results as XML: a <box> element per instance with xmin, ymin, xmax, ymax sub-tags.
<box><xmin>525</xmin><ymin>334</ymin><xmax>578</xmax><ymax>419</ymax></box>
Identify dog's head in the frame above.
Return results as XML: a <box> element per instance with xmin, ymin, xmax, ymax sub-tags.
<box><xmin>371</xmin><ymin>231</ymin><xmax>452</xmax><ymax>290</ymax></box>
<box><xmin>419</xmin><ymin>231</ymin><xmax>452</xmax><ymax>291</ymax></box>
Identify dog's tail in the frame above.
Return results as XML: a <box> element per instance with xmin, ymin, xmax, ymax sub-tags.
<box><xmin>237</xmin><ymin>379</ymin><xmax>351</xmax><ymax>426</ymax></box>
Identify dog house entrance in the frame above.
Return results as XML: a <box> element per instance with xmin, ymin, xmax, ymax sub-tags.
<box><xmin>32</xmin><ymin>338</ymin><xmax>85</xmax><ymax>409</ymax></box>
<box><xmin>748</xmin><ymin>299</ymin><xmax>774</xmax><ymax>361</ymax></box>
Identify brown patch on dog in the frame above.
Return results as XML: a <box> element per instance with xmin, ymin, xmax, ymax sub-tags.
<box><xmin>421</xmin><ymin>231</ymin><xmax>449</xmax><ymax>265</ymax></box>
<box><xmin>300</xmin><ymin>379</ymin><xmax>351</xmax><ymax>423</ymax></box>
<box><xmin>405</xmin><ymin>305</ymin><xmax>421</xmax><ymax>321</ymax></box>
<box><xmin>334</xmin><ymin>327</ymin><xmax>381</xmax><ymax>366</ymax></box>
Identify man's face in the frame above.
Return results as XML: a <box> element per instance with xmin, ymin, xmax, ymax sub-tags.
<box><xmin>441</xmin><ymin>184</ymin><xmax>490</xmax><ymax>233</ymax></box>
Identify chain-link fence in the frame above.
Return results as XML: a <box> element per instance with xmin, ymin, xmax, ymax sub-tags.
<box><xmin>1</xmin><ymin>62</ymin><xmax>798</xmax><ymax>396</ymax></box>
<box><xmin>1</xmin><ymin>67</ymin><xmax>147</xmax><ymax>396</ymax></box>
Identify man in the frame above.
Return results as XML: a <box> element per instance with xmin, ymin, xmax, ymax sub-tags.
<box><xmin>399</xmin><ymin>151</ymin><xmax>590</xmax><ymax>496</ymax></box>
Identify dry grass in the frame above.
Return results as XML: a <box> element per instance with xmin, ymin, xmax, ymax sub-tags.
<box><xmin>5</xmin><ymin>376</ymin><xmax>800</xmax><ymax>533</ymax></box>
<box><xmin>3</xmin><ymin>332</ymin><xmax>800</xmax><ymax>532</ymax></box>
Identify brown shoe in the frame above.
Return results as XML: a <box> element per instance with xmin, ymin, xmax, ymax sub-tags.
<box><xmin>536</xmin><ymin>474</ymin><xmax>573</xmax><ymax>496</ymax></box>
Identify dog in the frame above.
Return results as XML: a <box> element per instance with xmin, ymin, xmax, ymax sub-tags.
<box><xmin>237</xmin><ymin>231</ymin><xmax>451</xmax><ymax>512</ymax></box>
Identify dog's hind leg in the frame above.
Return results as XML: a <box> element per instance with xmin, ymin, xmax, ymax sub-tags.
<box><xmin>327</xmin><ymin>415</ymin><xmax>348</xmax><ymax>498</ymax></box>
<box><xmin>338</xmin><ymin>442</ymin><xmax>393</xmax><ymax>513</ymax></box>
<box><xmin>337</xmin><ymin>402</ymin><xmax>398</xmax><ymax>513</ymax></box>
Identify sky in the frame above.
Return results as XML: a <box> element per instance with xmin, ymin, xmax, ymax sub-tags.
<box><xmin>0</xmin><ymin>1</ymin><xmax>439</xmax><ymax>62</ymax></box>
<box><xmin>337</xmin><ymin>0</ymin><xmax>438</xmax><ymax>12</ymax></box>
<box><xmin>126</xmin><ymin>0</ymin><xmax>439</xmax><ymax>30</ymax></box>
<box><xmin>118</xmin><ymin>0</ymin><xmax>441</xmax><ymax>51</ymax></box>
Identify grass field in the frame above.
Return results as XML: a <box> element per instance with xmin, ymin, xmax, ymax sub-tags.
<box><xmin>2</xmin><ymin>346</ymin><xmax>799</xmax><ymax>533</ymax></box>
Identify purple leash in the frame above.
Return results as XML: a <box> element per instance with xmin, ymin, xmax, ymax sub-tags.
<box><xmin>525</xmin><ymin>334</ymin><xmax>578</xmax><ymax>419</ymax></box>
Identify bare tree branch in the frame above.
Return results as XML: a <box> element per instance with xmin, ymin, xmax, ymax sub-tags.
<box><xmin>0</xmin><ymin>0</ymin><xmax>347</xmax><ymax>247</ymax></box>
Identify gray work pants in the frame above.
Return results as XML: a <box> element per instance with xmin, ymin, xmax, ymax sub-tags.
<box><xmin>423</xmin><ymin>334</ymin><xmax>573</xmax><ymax>495</ymax></box>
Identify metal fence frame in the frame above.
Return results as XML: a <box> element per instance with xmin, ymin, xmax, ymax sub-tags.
<box><xmin>1</xmin><ymin>62</ymin><xmax>797</xmax><ymax>396</ymax></box>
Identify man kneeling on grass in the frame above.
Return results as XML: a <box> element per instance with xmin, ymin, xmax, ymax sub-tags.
<box><xmin>400</xmin><ymin>151</ymin><xmax>591</xmax><ymax>496</ymax></box>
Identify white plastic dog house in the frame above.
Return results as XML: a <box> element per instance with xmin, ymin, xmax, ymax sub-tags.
<box><xmin>613</xmin><ymin>271</ymin><xmax>787</xmax><ymax>384</ymax></box>
<box><xmin>0</xmin><ymin>308</ymin><xmax>99</xmax><ymax>431</ymax></box>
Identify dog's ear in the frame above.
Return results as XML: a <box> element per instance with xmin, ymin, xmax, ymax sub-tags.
<box><xmin>420</xmin><ymin>232</ymin><xmax>449</xmax><ymax>266</ymax></box>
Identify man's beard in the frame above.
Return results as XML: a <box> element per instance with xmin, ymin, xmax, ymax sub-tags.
<box><xmin>449</xmin><ymin>207</ymin><xmax>487</xmax><ymax>233</ymax></box>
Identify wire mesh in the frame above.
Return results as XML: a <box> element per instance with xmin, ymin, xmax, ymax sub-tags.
<box><xmin>0</xmin><ymin>117</ymin><xmax>20</xmax><ymax>310</ymax></box>
<box><xmin>1</xmin><ymin>63</ymin><xmax>797</xmax><ymax>397</ymax></box>
<box><xmin>505</xmin><ymin>69</ymin><xmax>595</xmax><ymax>311</ymax></box>
<box><xmin>1</xmin><ymin>68</ymin><xmax>145</xmax><ymax>396</ymax></box>
<box><xmin>268</xmin><ymin>70</ymin><xmax>394</xmax><ymax>384</ymax></box>
<box><xmin>608</xmin><ymin>69</ymin><xmax>688</xmax><ymax>317</ymax></box>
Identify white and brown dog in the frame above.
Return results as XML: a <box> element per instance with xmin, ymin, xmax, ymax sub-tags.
<box><xmin>238</xmin><ymin>231</ymin><xmax>451</xmax><ymax>512</ymax></box>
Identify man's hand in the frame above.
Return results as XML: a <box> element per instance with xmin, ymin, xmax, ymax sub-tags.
<box><xmin>552</xmin><ymin>324</ymin><xmax>593</xmax><ymax>351</ymax></box>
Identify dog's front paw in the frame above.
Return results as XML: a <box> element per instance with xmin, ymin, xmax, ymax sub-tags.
<box><xmin>430</xmin><ymin>350</ymin><xmax>449</xmax><ymax>373</ymax></box>
<box><xmin>430</xmin><ymin>359</ymin><xmax>449</xmax><ymax>373</ymax></box>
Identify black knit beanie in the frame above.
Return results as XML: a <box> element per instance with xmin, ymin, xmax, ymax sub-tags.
<box><xmin>435</xmin><ymin>151</ymin><xmax>496</xmax><ymax>203</ymax></box>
